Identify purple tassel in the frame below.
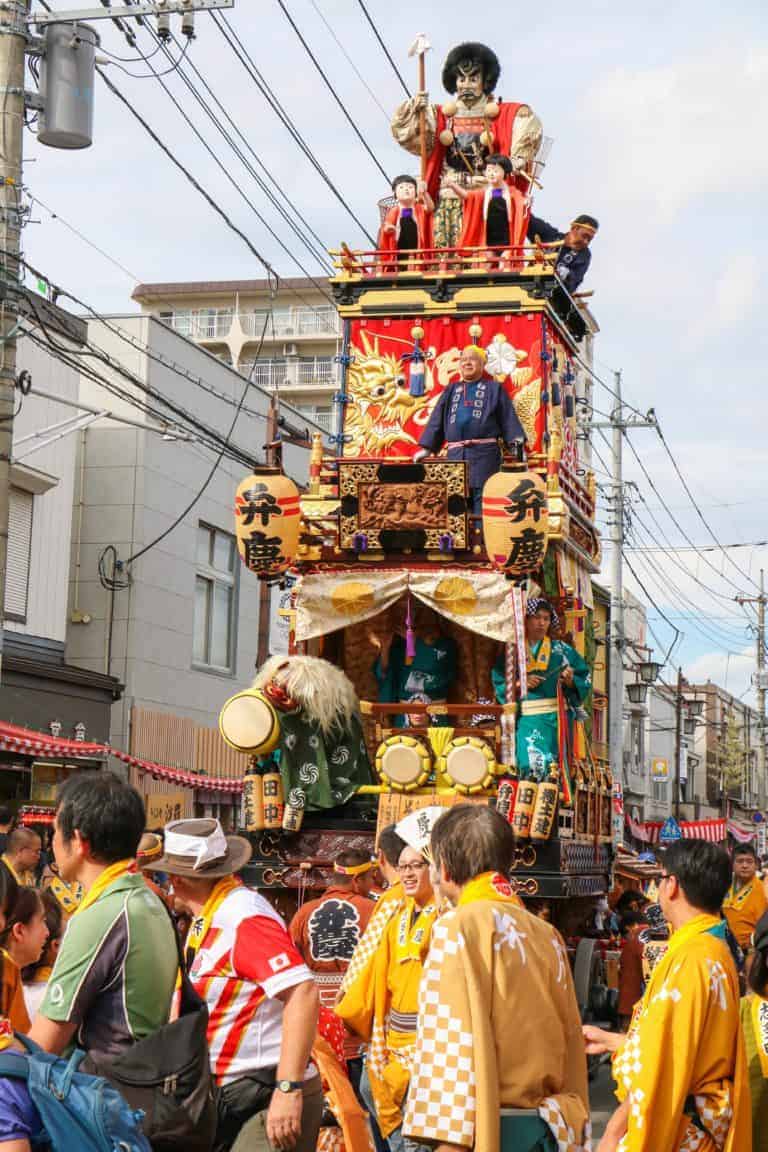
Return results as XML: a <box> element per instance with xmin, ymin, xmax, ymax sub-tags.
<box><xmin>353</xmin><ymin>532</ymin><xmax>368</xmax><ymax>553</ymax></box>
<box><xmin>438</xmin><ymin>533</ymin><xmax>453</xmax><ymax>552</ymax></box>
<box><xmin>405</xmin><ymin>596</ymin><xmax>416</xmax><ymax>665</ymax></box>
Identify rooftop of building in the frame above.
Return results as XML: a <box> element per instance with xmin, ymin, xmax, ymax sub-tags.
<box><xmin>132</xmin><ymin>277</ymin><xmax>331</xmax><ymax>303</ymax></box>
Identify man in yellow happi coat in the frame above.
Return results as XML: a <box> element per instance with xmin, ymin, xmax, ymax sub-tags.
<box><xmin>723</xmin><ymin>843</ymin><xmax>767</xmax><ymax>952</ymax></box>
<box><xmin>585</xmin><ymin>838</ymin><xmax>751</xmax><ymax>1152</ymax></box>
<box><xmin>336</xmin><ymin>834</ymin><xmax>438</xmax><ymax>1151</ymax></box>
<box><xmin>404</xmin><ymin>805</ymin><xmax>589</xmax><ymax>1152</ymax></box>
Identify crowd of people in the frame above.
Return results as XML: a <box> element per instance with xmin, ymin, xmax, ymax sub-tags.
<box><xmin>0</xmin><ymin>778</ymin><xmax>764</xmax><ymax>1150</ymax></box>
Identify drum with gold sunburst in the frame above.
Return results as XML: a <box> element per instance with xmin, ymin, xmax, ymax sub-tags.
<box><xmin>375</xmin><ymin>734</ymin><xmax>432</xmax><ymax>792</ymax></box>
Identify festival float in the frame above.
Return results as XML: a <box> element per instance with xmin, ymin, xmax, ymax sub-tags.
<box><xmin>219</xmin><ymin>38</ymin><xmax>611</xmax><ymax>929</ymax></box>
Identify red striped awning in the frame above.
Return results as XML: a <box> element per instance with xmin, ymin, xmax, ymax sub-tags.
<box><xmin>625</xmin><ymin>815</ymin><xmax>727</xmax><ymax>844</ymax></box>
<box><xmin>0</xmin><ymin>721</ymin><xmax>243</xmax><ymax>795</ymax></box>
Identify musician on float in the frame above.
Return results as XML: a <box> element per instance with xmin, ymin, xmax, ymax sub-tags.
<box><xmin>492</xmin><ymin>597</ymin><xmax>590</xmax><ymax>785</ymax></box>
<box><xmin>527</xmin><ymin>213</ymin><xmax>599</xmax><ymax>294</ymax></box>
<box><xmin>391</xmin><ymin>42</ymin><xmax>541</xmax><ymax>248</ymax></box>
<box><xmin>368</xmin><ymin>602</ymin><xmax>456</xmax><ymax>729</ymax></box>
<box><xmin>414</xmin><ymin>344</ymin><xmax>525</xmax><ymax>513</ymax></box>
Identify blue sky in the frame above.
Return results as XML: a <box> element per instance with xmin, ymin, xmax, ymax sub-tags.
<box><xmin>24</xmin><ymin>0</ymin><xmax>768</xmax><ymax>700</ymax></box>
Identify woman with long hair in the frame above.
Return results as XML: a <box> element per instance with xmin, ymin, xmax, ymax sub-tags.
<box><xmin>742</xmin><ymin>909</ymin><xmax>768</xmax><ymax>1149</ymax></box>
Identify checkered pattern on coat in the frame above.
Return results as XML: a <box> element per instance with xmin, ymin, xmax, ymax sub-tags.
<box><xmin>338</xmin><ymin>892</ymin><xmax>404</xmax><ymax>996</ymax></box>
<box><xmin>403</xmin><ymin>912</ymin><xmax>477</xmax><ymax>1146</ymax></box>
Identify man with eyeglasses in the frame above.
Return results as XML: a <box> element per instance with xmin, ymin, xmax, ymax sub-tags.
<box><xmin>584</xmin><ymin>839</ymin><xmax>750</xmax><ymax>1152</ymax></box>
<box><xmin>337</xmin><ymin>839</ymin><xmax>437</xmax><ymax>1152</ymax></box>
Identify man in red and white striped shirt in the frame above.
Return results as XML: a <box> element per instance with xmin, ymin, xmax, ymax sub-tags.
<box><xmin>149</xmin><ymin>818</ymin><xmax>321</xmax><ymax>1152</ymax></box>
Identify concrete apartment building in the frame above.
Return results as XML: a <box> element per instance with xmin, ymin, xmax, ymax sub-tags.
<box><xmin>60</xmin><ymin>314</ymin><xmax>323</xmax><ymax>824</ymax></box>
<box><xmin>131</xmin><ymin>277</ymin><xmax>341</xmax><ymax>434</ymax></box>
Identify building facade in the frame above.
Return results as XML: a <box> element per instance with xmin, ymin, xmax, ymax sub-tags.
<box><xmin>131</xmin><ymin>278</ymin><xmax>341</xmax><ymax>434</ymax></box>
<box><xmin>1</xmin><ymin>334</ymin><xmax>121</xmax><ymax>810</ymax></box>
<box><xmin>62</xmin><ymin>314</ymin><xmax>322</xmax><ymax>824</ymax></box>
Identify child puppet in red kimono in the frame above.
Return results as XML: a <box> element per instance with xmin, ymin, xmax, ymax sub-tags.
<box><xmin>378</xmin><ymin>175</ymin><xmax>434</xmax><ymax>272</ymax></box>
<box><xmin>449</xmin><ymin>154</ymin><xmax>528</xmax><ymax>270</ymax></box>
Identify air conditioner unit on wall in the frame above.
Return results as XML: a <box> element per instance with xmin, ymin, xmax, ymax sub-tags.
<box><xmin>283</xmin><ymin>342</ymin><xmax>298</xmax><ymax>357</ymax></box>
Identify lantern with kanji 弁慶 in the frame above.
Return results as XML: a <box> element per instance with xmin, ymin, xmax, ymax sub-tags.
<box><xmin>482</xmin><ymin>468</ymin><xmax>548</xmax><ymax>575</ymax></box>
<box><xmin>235</xmin><ymin>468</ymin><xmax>301</xmax><ymax>578</ymax></box>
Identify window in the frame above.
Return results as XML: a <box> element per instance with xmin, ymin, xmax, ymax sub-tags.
<box><xmin>5</xmin><ymin>487</ymin><xmax>33</xmax><ymax>622</ymax></box>
<box><xmin>651</xmin><ymin>776</ymin><xmax>667</xmax><ymax>805</ymax></box>
<box><xmin>193</xmin><ymin>524</ymin><xmax>237</xmax><ymax>673</ymax></box>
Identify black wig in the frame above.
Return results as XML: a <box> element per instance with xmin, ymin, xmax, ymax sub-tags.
<box><xmin>442</xmin><ymin>43</ymin><xmax>501</xmax><ymax>96</ymax></box>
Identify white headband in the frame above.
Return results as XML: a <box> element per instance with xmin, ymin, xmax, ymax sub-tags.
<box><xmin>164</xmin><ymin>819</ymin><xmax>229</xmax><ymax>871</ymax></box>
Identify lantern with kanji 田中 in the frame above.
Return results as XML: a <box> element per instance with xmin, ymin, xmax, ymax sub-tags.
<box><xmin>235</xmin><ymin>468</ymin><xmax>301</xmax><ymax>578</ymax></box>
<box><xmin>482</xmin><ymin>467</ymin><xmax>549</xmax><ymax>575</ymax></box>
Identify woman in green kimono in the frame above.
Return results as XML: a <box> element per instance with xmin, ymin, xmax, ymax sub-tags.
<box><xmin>370</xmin><ymin>603</ymin><xmax>456</xmax><ymax>728</ymax></box>
<box><xmin>492</xmin><ymin>597</ymin><xmax>590</xmax><ymax>782</ymax></box>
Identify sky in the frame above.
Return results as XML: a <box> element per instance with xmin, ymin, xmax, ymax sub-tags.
<box><xmin>23</xmin><ymin>0</ymin><xmax>768</xmax><ymax>703</ymax></box>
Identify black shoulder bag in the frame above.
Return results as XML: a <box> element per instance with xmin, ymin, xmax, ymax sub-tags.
<box><xmin>82</xmin><ymin>900</ymin><xmax>217</xmax><ymax>1152</ymax></box>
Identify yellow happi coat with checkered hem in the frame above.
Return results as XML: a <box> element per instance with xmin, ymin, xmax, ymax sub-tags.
<box><xmin>336</xmin><ymin>895</ymin><xmax>438</xmax><ymax>1138</ymax></box>
<box><xmin>403</xmin><ymin>897</ymin><xmax>589</xmax><ymax>1152</ymax></box>
<box><xmin>612</xmin><ymin>913</ymin><xmax>751</xmax><ymax>1152</ymax></box>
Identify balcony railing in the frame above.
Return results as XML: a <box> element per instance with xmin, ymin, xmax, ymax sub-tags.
<box><xmin>242</xmin><ymin>307</ymin><xmax>340</xmax><ymax>338</ymax></box>
<box><xmin>240</xmin><ymin>358</ymin><xmax>339</xmax><ymax>390</ymax></box>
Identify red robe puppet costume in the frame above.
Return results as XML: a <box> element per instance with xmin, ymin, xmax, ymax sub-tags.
<box><xmin>458</xmin><ymin>183</ymin><xmax>528</xmax><ymax>264</ymax></box>
<box><xmin>378</xmin><ymin>203</ymin><xmax>432</xmax><ymax>272</ymax></box>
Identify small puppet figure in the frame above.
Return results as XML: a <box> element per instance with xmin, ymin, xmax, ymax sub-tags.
<box><xmin>527</xmin><ymin>213</ymin><xmax>599</xmax><ymax>293</ymax></box>
<box><xmin>378</xmin><ymin>174</ymin><xmax>434</xmax><ymax>271</ymax></box>
<box><xmin>449</xmin><ymin>154</ymin><xmax>527</xmax><ymax>269</ymax></box>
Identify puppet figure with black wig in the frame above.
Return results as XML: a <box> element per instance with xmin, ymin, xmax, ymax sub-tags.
<box><xmin>392</xmin><ymin>42</ymin><xmax>542</xmax><ymax>248</ymax></box>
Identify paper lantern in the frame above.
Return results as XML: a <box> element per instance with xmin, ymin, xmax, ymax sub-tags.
<box><xmin>235</xmin><ymin>468</ymin><xmax>301</xmax><ymax>578</ymax></box>
<box><xmin>482</xmin><ymin>468</ymin><xmax>548</xmax><ymax>575</ymax></box>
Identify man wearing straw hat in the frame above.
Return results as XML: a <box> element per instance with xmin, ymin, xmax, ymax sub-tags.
<box><xmin>147</xmin><ymin>818</ymin><xmax>322</xmax><ymax>1152</ymax></box>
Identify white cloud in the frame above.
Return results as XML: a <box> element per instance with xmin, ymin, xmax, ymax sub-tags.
<box><xmin>578</xmin><ymin>43</ymin><xmax>768</xmax><ymax>220</ymax></box>
<box><xmin>709</xmin><ymin>249</ymin><xmax>760</xmax><ymax>331</ymax></box>
<box><xmin>685</xmin><ymin>645</ymin><xmax>756</xmax><ymax>704</ymax></box>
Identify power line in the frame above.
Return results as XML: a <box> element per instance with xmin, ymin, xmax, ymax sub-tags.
<box><xmin>654</xmin><ymin>422</ymin><xmax>762</xmax><ymax>594</ymax></box>
<box><xmin>273</xmin><ymin>0</ymin><xmax>391</xmax><ymax>184</ymax></box>
<box><xmin>115</xmin><ymin>40</ymin><xmax>332</xmax><ymax>299</ymax></box>
<box><xmin>621</xmin><ymin>550</ymin><xmax>681</xmax><ymax>666</ymax></box>
<box><xmin>211</xmin><ymin>10</ymin><xmax>377</xmax><ymax>245</ymax></box>
<box><xmin>162</xmin><ymin>30</ymin><xmax>331</xmax><ymax>266</ymax></box>
<box><xmin>353</xmin><ymin>0</ymin><xmax>410</xmax><ymax>97</ymax></box>
<box><xmin>28</xmin><ymin>193</ymin><xmax>141</xmax><ymax>283</ymax></box>
<box><xmin>96</xmin><ymin>65</ymin><xmax>280</xmax><ymax>285</ymax></box>
<box><xmin>124</xmin><ymin>310</ymin><xmax>271</xmax><ymax>570</ymax></box>
<box><xmin>306</xmin><ymin>0</ymin><xmax>390</xmax><ymax>121</ymax></box>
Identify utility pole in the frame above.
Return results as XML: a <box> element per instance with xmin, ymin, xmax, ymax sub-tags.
<box><xmin>592</xmin><ymin>374</ymin><xmax>656</xmax><ymax>799</ymax></box>
<box><xmin>736</xmin><ymin>567</ymin><xmax>767</xmax><ymax>802</ymax></box>
<box><xmin>0</xmin><ymin>0</ymin><xmax>29</xmax><ymax>680</ymax></box>
<box><xmin>0</xmin><ymin>1</ymin><xmax>236</xmax><ymax>682</ymax></box>
<box><xmin>673</xmin><ymin>666</ymin><xmax>683</xmax><ymax>820</ymax></box>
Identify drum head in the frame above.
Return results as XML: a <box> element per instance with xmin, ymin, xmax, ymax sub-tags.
<box><xmin>442</xmin><ymin>737</ymin><xmax>496</xmax><ymax>791</ymax></box>
<box><xmin>219</xmin><ymin>690</ymin><xmax>280</xmax><ymax>754</ymax></box>
<box><xmin>376</xmin><ymin>736</ymin><xmax>431</xmax><ymax>791</ymax></box>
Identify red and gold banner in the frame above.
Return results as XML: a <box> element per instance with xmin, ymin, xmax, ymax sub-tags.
<box><xmin>343</xmin><ymin>315</ymin><xmax>576</xmax><ymax>461</ymax></box>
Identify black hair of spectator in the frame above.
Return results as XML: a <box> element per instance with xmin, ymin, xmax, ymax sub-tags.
<box><xmin>0</xmin><ymin>806</ymin><xmax>13</xmax><ymax>826</ymax></box>
<box><xmin>733</xmin><ymin>844</ymin><xmax>759</xmax><ymax>861</ymax></box>
<box><xmin>660</xmin><ymin>839</ymin><xmax>732</xmax><ymax>915</ymax></box>
<box><xmin>378</xmin><ymin>824</ymin><xmax>407</xmax><ymax>868</ymax></box>
<box><xmin>431</xmin><ymin>804</ymin><xmax>515</xmax><ymax>886</ymax></box>
<box><xmin>56</xmin><ymin>772</ymin><xmax>146</xmax><ymax>864</ymax></box>
<box><xmin>0</xmin><ymin>886</ymin><xmax>42</xmax><ymax>948</ymax></box>
<box><xmin>615</xmin><ymin>889</ymin><xmax>648</xmax><ymax>915</ymax></box>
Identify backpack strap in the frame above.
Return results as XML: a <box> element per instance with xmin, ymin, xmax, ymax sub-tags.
<box><xmin>0</xmin><ymin>1050</ymin><xmax>32</xmax><ymax>1081</ymax></box>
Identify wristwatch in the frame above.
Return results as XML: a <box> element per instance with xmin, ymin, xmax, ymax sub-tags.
<box><xmin>276</xmin><ymin>1079</ymin><xmax>303</xmax><ymax>1094</ymax></box>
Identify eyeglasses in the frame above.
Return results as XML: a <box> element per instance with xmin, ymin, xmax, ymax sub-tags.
<box><xmin>397</xmin><ymin>861</ymin><xmax>428</xmax><ymax>875</ymax></box>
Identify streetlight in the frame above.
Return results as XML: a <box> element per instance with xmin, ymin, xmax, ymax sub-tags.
<box><xmin>638</xmin><ymin>659</ymin><xmax>661</xmax><ymax>684</ymax></box>
<box><xmin>626</xmin><ymin>682</ymin><xmax>648</xmax><ymax>705</ymax></box>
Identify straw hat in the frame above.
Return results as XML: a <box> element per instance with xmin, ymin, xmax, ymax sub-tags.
<box><xmin>139</xmin><ymin>818</ymin><xmax>252</xmax><ymax>879</ymax></box>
